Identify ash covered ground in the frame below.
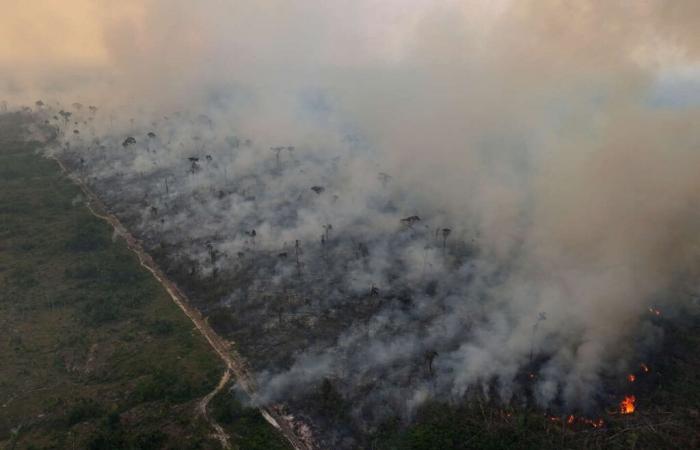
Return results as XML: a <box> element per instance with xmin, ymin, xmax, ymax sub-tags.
<box><xmin>36</xmin><ymin>102</ymin><xmax>698</xmax><ymax>447</ymax></box>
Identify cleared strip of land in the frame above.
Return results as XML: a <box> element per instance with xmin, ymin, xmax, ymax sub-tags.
<box><xmin>0</xmin><ymin>113</ymin><xmax>292</xmax><ymax>450</ymax></box>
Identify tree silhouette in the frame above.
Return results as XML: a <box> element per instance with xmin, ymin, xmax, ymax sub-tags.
<box><xmin>122</xmin><ymin>136</ymin><xmax>136</xmax><ymax>148</ymax></box>
<box><xmin>147</xmin><ymin>132</ymin><xmax>156</xmax><ymax>152</ymax></box>
<box><xmin>401</xmin><ymin>216</ymin><xmax>421</xmax><ymax>227</ymax></box>
<box><xmin>295</xmin><ymin>240</ymin><xmax>302</xmax><ymax>277</ymax></box>
<box><xmin>58</xmin><ymin>110</ymin><xmax>72</xmax><ymax>128</ymax></box>
<box><xmin>425</xmin><ymin>350</ymin><xmax>439</xmax><ymax>376</ymax></box>
<box><xmin>187</xmin><ymin>157</ymin><xmax>200</xmax><ymax>174</ymax></box>
<box><xmin>529</xmin><ymin>312</ymin><xmax>547</xmax><ymax>364</ymax></box>
<box><xmin>245</xmin><ymin>229</ymin><xmax>257</xmax><ymax>247</ymax></box>
<box><xmin>323</xmin><ymin>224</ymin><xmax>333</xmax><ymax>242</ymax></box>
<box><xmin>441</xmin><ymin>228</ymin><xmax>451</xmax><ymax>252</ymax></box>
<box><xmin>271</xmin><ymin>146</ymin><xmax>285</xmax><ymax>168</ymax></box>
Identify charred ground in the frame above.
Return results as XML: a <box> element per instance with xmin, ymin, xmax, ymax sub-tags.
<box><xmin>22</xmin><ymin>106</ymin><xmax>700</xmax><ymax>449</ymax></box>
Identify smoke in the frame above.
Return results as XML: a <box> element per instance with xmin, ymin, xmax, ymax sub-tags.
<box><xmin>6</xmin><ymin>0</ymin><xmax>700</xmax><ymax>440</ymax></box>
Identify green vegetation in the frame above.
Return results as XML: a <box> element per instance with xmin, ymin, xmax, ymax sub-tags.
<box><xmin>0</xmin><ymin>114</ymin><xmax>290</xmax><ymax>449</ymax></box>
<box><xmin>208</xmin><ymin>383</ymin><xmax>291</xmax><ymax>450</ymax></box>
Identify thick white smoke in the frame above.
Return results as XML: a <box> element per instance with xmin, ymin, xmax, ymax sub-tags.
<box><xmin>5</xmin><ymin>0</ymin><xmax>700</xmax><ymax>443</ymax></box>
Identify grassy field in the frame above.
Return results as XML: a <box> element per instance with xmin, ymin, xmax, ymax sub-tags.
<box><xmin>0</xmin><ymin>113</ymin><xmax>290</xmax><ymax>450</ymax></box>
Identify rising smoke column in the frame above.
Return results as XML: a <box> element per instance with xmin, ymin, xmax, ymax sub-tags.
<box><xmin>5</xmin><ymin>0</ymin><xmax>700</xmax><ymax>431</ymax></box>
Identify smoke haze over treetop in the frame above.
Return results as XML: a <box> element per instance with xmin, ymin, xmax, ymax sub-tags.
<box><xmin>5</xmin><ymin>0</ymin><xmax>700</xmax><ymax>441</ymax></box>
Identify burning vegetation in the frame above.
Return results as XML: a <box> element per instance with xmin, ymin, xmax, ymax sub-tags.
<box><xmin>22</xmin><ymin>93</ymin><xmax>695</xmax><ymax>447</ymax></box>
<box><xmin>620</xmin><ymin>396</ymin><xmax>636</xmax><ymax>415</ymax></box>
<box><xmin>3</xmin><ymin>1</ymin><xmax>700</xmax><ymax>448</ymax></box>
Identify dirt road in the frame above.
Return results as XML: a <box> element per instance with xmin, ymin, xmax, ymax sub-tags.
<box><xmin>49</xmin><ymin>154</ymin><xmax>318</xmax><ymax>450</ymax></box>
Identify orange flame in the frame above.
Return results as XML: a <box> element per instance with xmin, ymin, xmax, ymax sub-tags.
<box><xmin>620</xmin><ymin>395</ymin><xmax>636</xmax><ymax>414</ymax></box>
<box><xmin>627</xmin><ymin>374</ymin><xmax>636</xmax><ymax>382</ymax></box>
<box><xmin>546</xmin><ymin>415</ymin><xmax>605</xmax><ymax>428</ymax></box>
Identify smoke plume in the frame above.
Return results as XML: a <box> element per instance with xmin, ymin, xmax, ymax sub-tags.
<box><xmin>4</xmin><ymin>0</ymin><xmax>700</xmax><ymax>441</ymax></box>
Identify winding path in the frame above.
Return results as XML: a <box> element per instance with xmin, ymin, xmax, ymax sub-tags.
<box><xmin>49</xmin><ymin>154</ymin><xmax>318</xmax><ymax>450</ymax></box>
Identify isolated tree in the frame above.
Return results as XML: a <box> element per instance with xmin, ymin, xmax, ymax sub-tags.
<box><xmin>206</xmin><ymin>242</ymin><xmax>219</xmax><ymax>278</ymax></box>
<box><xmin>163</xmin><ymin>174</ymin><xmax>174</xmax><ymax>194</ymax></box>
<box><xmin>323</xmin><ymin>224</ymin><xmax>333</xmax><ymax>242</ymax></box>
<box><xmin>122</xmin><ymin>136</ymin><xmax>136</xmax><ymax>148</ymax></box>
<box><xmin>401</xmin><ymin>215</ymin><xmax>421</xmax><ymax>227</ymax></box>
<box><xmin>88</xmin><ymin>105</ymin><xmax>98</xmax><ymax>115</ymax></box>
<box><xmin>187</xmin><ymin>157</ymin><xmax>200</xmax><ymax>174</ymax></box>
<box><xmin>147</xmin><ymin>132</ymin><xmax>156</xmax><ymax>152</ymax></box>
<box><xmin>294</xmin><ymin>239</ymin><xmax>302</xmax><ymax>277</ymax></box>
<box><xmin>245</xmin><ymin>229</ymin><xmax>257</xmax><ymax>247</ymax></box>
<box><xmin>271</xmin><ymin>146</ymin><xmax>285</xmax><ymax>168</ymax></box>
<box><xmin>425</xmin><ymin>350</ymin><xmax>439</xmax><ymax>377</ymax></box>
<box><xmin>441</xmin><ymin>228</ymin><xmax>452</xmax><ymax>252</ymax></box>
<box><xmin>35</xmin><ymin>100</ymin><xmax>44</xmax><ymax>108</ymax></box>
<box><xmin>529</xmin><ymin>312</ymin><xmax>547</xmax><ymax>364</ymax></box>
<box><xmin>58</xmin><ymin>110</ymin><xmax>72</xmax><ymax>128</ymax></box>
<box><xmin>311</xmin><ymin>186</ymin><xmax>325</xmax><ymax>195</ymax></box>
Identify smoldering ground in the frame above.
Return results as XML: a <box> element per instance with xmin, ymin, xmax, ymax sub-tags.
<box><xmin>5</xmin><ymin>0</ymin><xmax>700</xmax><ymax>443</ymax></box>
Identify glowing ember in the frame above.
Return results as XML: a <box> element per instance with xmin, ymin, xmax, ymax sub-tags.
<box><xmin>648</xmin><ymin>307</ymin><xmax>661</xmax><ymax>316</ymax></box>
<box><xmin>586</xmin><ymin>418</ymin><xmax>605</xmax><ymax>428</ymax></box>
<box><xmin>620</xmin><ymin>395</ymin><xmax>636</xmax><ymax>414</ymax></box>
<box><xmin>628</xmin><ymin>374</ymin><xmax>636</xmax><ymax>382</ymax></box>
<box><xmin>546</xmin><ymin>415</ymin><xmax>605</xmax><ymax>428</ymax></box>
<box><xmin>640</xmin><ymin>363</ymin><xmax>650</xmax><ymax>373</ymax></box>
